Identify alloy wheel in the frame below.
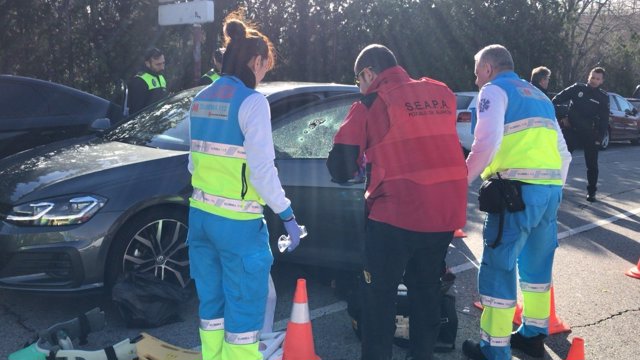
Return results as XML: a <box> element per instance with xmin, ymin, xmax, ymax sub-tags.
<box><xmin>122</xmin><ymin>218</ymin><xmax>190</xmax><ymax>288</ymax></box>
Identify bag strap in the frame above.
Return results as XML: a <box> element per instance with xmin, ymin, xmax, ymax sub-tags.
<box><xmin>490</xmin><ymin>173</ymin><xmax>505</xmax><ymax>249</ymax></box>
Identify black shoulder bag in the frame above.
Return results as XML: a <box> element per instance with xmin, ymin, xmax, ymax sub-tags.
<box><xmin>478</xmin><ymin>173</ymin><xmax>526</xmax><ymax>248</ymax></box>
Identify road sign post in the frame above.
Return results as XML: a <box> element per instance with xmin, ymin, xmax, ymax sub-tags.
<box><xmin>158</xmin><ymin>1</ymin><xmax>214</xmax><ymax>85</ymax></box>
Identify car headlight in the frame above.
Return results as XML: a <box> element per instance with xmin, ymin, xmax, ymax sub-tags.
<box><xmin>6</xmin><ymin>195</ymin><xmax>107</xmax><ymax>226</ymax></box>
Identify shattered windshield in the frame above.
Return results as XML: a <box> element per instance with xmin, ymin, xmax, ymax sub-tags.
<box><xmin>105</xmin><ymin>88</ymin><xmax>201</xmax><ymax>151</ymax></box>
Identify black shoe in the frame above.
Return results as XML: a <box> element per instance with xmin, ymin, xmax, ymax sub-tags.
<box><xmin>510</xmin><ymin>332</ymin><xmax>546</xmax><ymax>358</ymax></box>
<box><xmin>462</xmin><ymin>340</ymin><xmax>487</xmax><ymax>360</ymax></box>
<box><xmin>587</xmin><ymin>193</ymin><xmax>597</xmax><ymax>202</ymax></box>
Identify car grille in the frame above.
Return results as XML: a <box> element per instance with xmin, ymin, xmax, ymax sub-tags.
<box><xmin>1</xmin><ymin>252</ymin><xmax>74</xmax><ymax>280</ymax></box>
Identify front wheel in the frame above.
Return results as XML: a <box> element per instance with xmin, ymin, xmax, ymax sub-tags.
<box><xmin>599</xmin><ymin>129</ymin><xmax>610</xmax><ymax>150</ymax></box>
<box><xmin>106</xmin><ymin>207</ymin><xmax>191</xmax><ymax>290</ymax></box>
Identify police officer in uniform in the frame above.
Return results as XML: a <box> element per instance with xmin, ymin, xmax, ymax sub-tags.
<box><xmin>127</xmin><ymin>47</ymin><xmax>168</xmax><ymax>114</ymax></box>
<box><xmin>463</xmin><ymin>44</ymin><xmax>571</xmax><ymax>360</ymax></box>
<box><xmin>552</xmin><ymin>67</ymin><xmax>609</xmax><ymax>202</ymax></box>
<box><xmin>199</xmin><ymin>47</ymin><xmax>224</xmax><ymax>86</ymax></box>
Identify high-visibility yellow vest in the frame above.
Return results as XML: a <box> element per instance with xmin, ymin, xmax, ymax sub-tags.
<box><xmin>136</xmin><ymin>72</ymin><xmax>167</xmax><ymax>90</ymax></box>
<box><xmin>201</xmin><ymin>70</ymin><xmax>221</xmax><ymax>84</ymax></box>
<box><xmin>189</xmin><ymin>76</ymin><xmax>265</xmax><ymax>220</ymax></box>
<box><xmin>480</xmin><ymin>72</ymin><xmax>562</xmax><ymax>185</ymax></box>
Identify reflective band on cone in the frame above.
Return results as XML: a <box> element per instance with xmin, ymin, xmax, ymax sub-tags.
<box><xmin>289</xmin><ymin>303</ymin><xmax>310</xmax><ymax>324</ymax></box>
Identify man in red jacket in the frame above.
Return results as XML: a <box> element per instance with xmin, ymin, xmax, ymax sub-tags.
<box><xmin>327</xmin><ymin>44</ymin><xmax>467</xmax><ymax>360</ymax></box>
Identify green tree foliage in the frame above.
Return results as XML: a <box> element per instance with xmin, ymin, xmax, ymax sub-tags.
<box><xmin>0</xmin><ymin>0</ymin><xmax>638</xmax><ymax>101</ymax></box>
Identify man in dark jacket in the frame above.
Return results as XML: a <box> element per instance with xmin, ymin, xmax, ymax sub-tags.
<box><xmin>552</xmin><ymin>67</ymin><xmax>609</xmax><ymax>202</ymax></box>
<box><xmin>127</xmin><ymin>48</ymin><xmax>168</xmax><ymax>114</ymax></box>
<box><xmin>530</xmin><ymin>66</ymin><xmax>551</xmax><ymax>98</ymax></box>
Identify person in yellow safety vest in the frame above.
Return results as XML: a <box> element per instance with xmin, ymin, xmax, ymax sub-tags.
<box><xmin>199</xmin><ymin>47</ymin><xmax>225</xmax><ymax>86</ymax></box>
<box><xmin>127</xmin><ymin>47</ymin><xmax>168</xmax><ymax>114</ymax></box>
<box><xmin>187</xmin><ymin>11</ymin><xmax>303</xmax><ymax>360</ymax></box>
<box><xmin>462</xmin><ymin>45</ymin><xmax>572</xmax><ymax>360</ymax></box>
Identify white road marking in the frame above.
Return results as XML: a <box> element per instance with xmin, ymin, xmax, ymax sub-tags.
<box><xmin>557</xmin><ymin>206</ymin><xmax>640</xmax><ymax>239</ymax></box>
<box><xmin>273</xmin><ymin>301</ymin><xmax>348</xmax><ymax>331</ymax></box>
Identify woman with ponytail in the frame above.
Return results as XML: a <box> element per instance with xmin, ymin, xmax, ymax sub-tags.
<box><xmin>187</xmin><ymin>11</ymin><xmax>302</xmax><ymax>360</ymax></box>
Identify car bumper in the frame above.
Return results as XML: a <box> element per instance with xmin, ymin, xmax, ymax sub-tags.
<box><xmin>0</xmin><ymin>212</ymin><xmax>120</xmax><ymax>292</ymax></box>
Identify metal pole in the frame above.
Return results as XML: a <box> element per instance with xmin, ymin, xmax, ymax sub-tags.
<box><xmin>193</xmin><ymin>24</ymin><xmax>202</xmax><ymax>86</ymax></box>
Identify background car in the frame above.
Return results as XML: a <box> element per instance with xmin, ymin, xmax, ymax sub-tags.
<box><xmin>454</xmin><ymin>91</ymin><xmax>477</xmax><ymax>154</ymax></box>
<box><xmin>0</xmin><ymin>82</ymin><xmax>359</xmax><ymax>292</ymax></box>
<box><xmin>0</xmin><ymin>75</ymin><xmax>124</xmax><ymax>159</ymax></box>
<box><xmin>627</xmin><ymin>97</ymin><xmax>640</xmax><ymax>112</ymax></box>
<box><xmin>603</xmin><ymin>92</ymin><xmax>640</xmax><ymax>149</ymax></box>
<box><xmin>554</xmin><ymin>92</ymin><xmax>640</xmax><ymax>150</ymax></box>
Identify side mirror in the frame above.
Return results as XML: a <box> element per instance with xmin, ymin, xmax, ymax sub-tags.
<box><xmin>625</xmin><ymin>108</ymin><xmax>633</xmax><ymax>116</ymax></box>
<box><xmin>90</xmin><ymin>118</ymin><xmax>111</xmax><ymax>132</ymax></box>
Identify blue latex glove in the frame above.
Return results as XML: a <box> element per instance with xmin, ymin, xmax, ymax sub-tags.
<box><xmin>283</xmin><ymin>217</ymin><xmax>302</xmax><ymax>252</ymax></box>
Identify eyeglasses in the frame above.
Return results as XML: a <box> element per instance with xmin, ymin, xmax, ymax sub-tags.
<box><xmin>355</xmin><ymin>67</ymin><xmax>371</xmax><ymax>85</ymax></box>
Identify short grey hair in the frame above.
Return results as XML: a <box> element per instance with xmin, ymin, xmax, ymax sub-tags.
<box><xmin>474</xmin><ymin>44</ymin><xmax>514</xmax><ymax>72</ymax></box>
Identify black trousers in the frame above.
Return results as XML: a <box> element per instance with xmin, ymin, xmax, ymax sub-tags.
<box><xmin>562</xmin><ymin>128</ymin><xmax>599</xmax><ymax>194</ymax></box>
<box><xmin>360</xmin><ymin>219</ymin><xmax>453</xmax><ymax>360</ymax></box>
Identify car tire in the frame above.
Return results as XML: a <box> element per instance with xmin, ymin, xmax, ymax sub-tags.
<box><xmin>631</xmin><ymin>138</ymin><xmax>639</xmax><ymax>145</ymax></box>
<box><xmin>599</xmin><ymin>129</ymin><xmax>610</xmax><ymax>150</ymax></box>
<box><xmin>105</xmin><ymin>206</ymin><xmax>191</xmax><ymax>291</ymax></box>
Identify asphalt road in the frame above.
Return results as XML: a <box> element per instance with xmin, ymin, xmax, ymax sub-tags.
<box><xmin>2</xmin><ymin>143</ymin><xmax>640</xmax><ymax>359</ymax></box>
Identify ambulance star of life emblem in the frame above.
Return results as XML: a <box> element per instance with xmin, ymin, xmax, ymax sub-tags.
<box><xmin>479</xmin><ymin>98</ymin><xmax>491</xmax><ymax>113</ymax></box>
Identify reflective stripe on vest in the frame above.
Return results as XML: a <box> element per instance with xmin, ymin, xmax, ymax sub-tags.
<box><xmin>192</xmin><ymin>188</ymin><xmax>263</xmax><ymax>214</ymax></box>
<box><xmin>499</xmin><ymin>168</ymin><xmax>562</xmax><ymax>181</ymax></box>
<box><xmin>504</xmin><ymin>117</ymin><xmax>556</xmax><ymax>135</ymax></box>
<box><xmin>480</xmin><ymin>71</ymin><xmax>562</xmax><ymax>185</ymax></box>
<box><xmin>136</xmin><ymin>72</ymin><xmax>167</xmax><ymax>90</ymax></box>
<box><xmin>191</xmin><ymin>139</ymin><xmax>246</xmax><ymax>159</ymax></box>
<box><xmin>225</xmin><ymin>330</ymin><xmax>260</xmax><ymax>345</ymax></box>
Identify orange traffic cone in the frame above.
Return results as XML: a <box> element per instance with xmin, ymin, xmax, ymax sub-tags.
<box><xmin>282</xmin><ymin>279</ymin><xmax>321</xmax><ymax>360</ymax></box>
<box><xmin>625</xmin><ymin>257</ymin><xmax>640</xmax><ymax>279</ymax></box>
<box><xmin>454</xmin><ymin>228</ymin><xmax>467</xmax><ymax>238</ymax></box>
<box><xmin>547</xmin><ymin>286</ymin><xmax>571</xmax><ymax>334</ymax></box>
<box><xmin>513</xmin><ymin>286</ymin><xmax>570</xmax><ymax>334</ymax></box>
<box><xmin>565</xmin><ymin>337</ymin><xmax>585</xmax><ymax>360</ymax></box>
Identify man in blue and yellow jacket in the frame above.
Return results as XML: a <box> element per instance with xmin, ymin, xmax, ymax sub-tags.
<box><xmin>463</xmin><ymin>45</ymin><xmax>572</xmax><ymax>360</ymax></box>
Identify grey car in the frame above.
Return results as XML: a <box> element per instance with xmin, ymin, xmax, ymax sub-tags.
<box><xmin>0</xmin><ymin>75</ymin><xmax>123</xmax><ymax>159</ymax></box>
<box><xmin>0</xmin><ymin>82</ymin><xmax>361</xmax><ymax>292</ymax></box>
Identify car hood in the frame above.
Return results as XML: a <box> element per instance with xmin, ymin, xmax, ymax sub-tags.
<box><xmin>0</xmin><ymin>138</ymin><xmax>186</xmax><ymax>204</ymax></box>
